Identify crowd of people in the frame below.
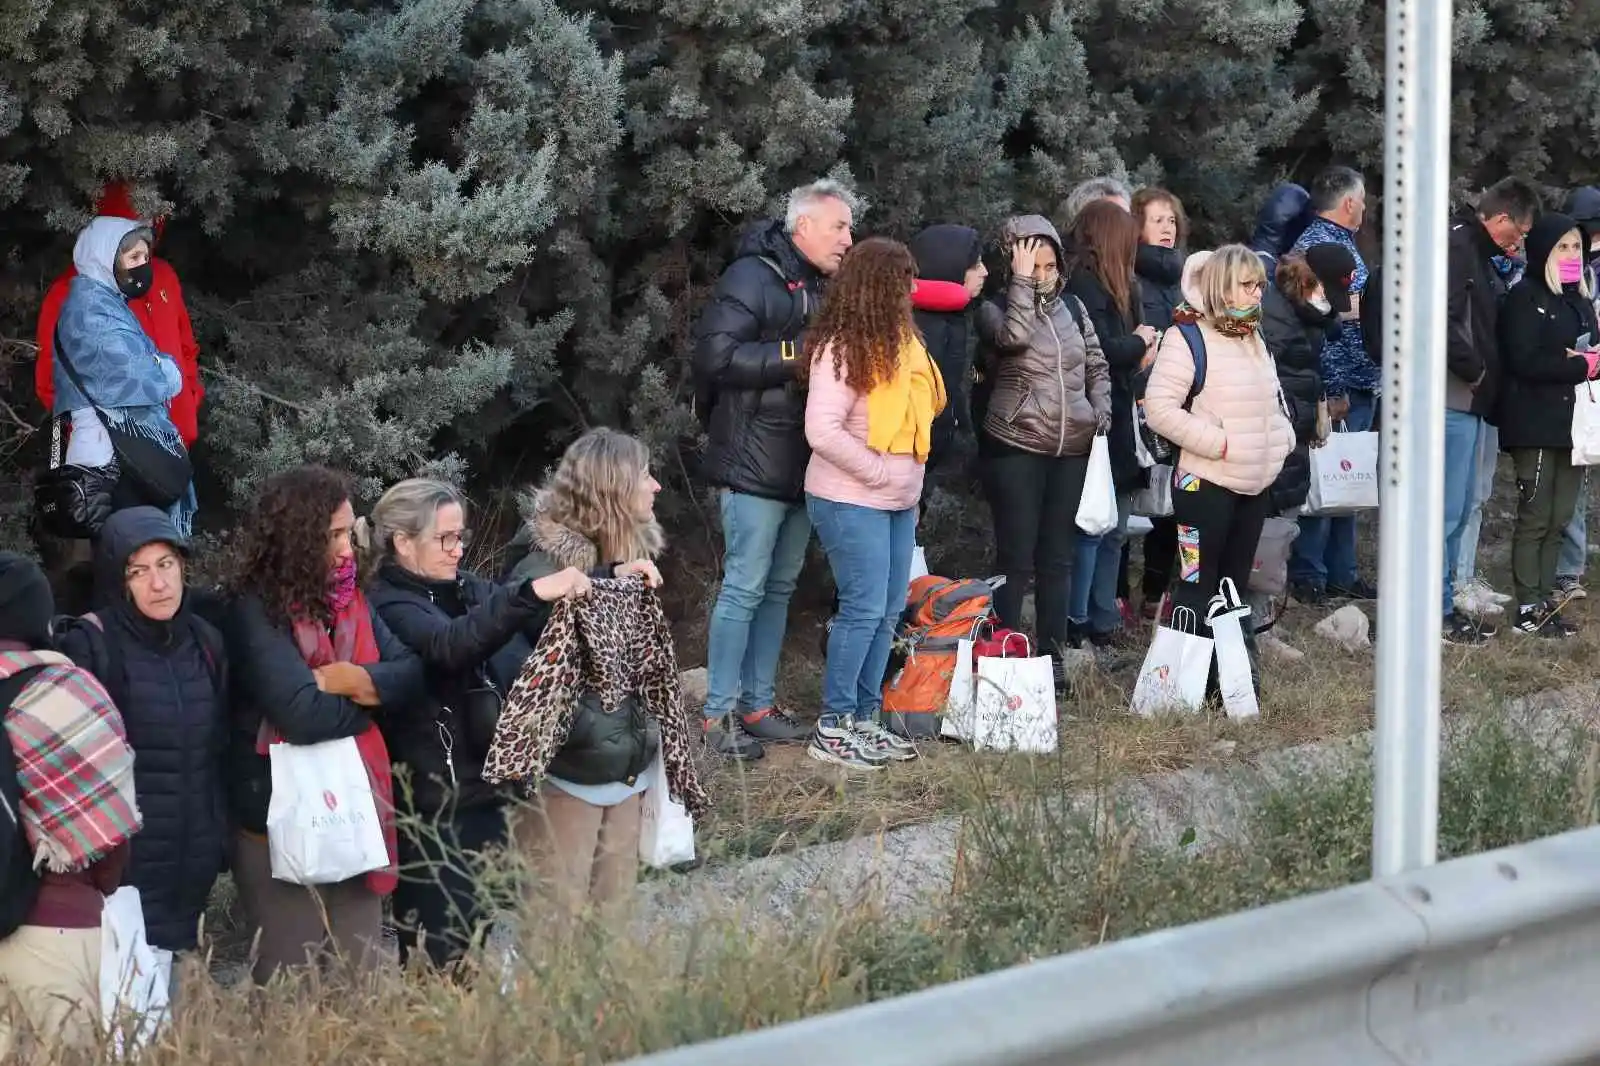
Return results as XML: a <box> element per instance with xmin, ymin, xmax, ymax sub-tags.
<box><xmin>3</xmin><ymin>164</ymin><xmax>1598</xmax><ymax>1052</ymax></box>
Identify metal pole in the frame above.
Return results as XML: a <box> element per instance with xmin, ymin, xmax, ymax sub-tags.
<box><xmin>1372</xmin><ymin>0</ymin><xmax>1452</xmax><ymax>877</ymax></box>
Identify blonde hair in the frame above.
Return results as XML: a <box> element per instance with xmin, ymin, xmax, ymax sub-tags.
<box><xmin>1196</xmin><ymin>244</ymin><xmax>1268</xmax><ymax>322</ymax></box>
<box><xmin>355</xmin><ymin>478</ymin><xmax>465</xmax><ymax>564</ymax></box>
<box><xmin>1544</xmin><ymin>228</ymin><xmax>1594</xmax><ymax>298</ymax></box>
<box><xmin>541</xmin><ymin>428</ymin><xmax>658</xmax><ymax>563</ymax></box>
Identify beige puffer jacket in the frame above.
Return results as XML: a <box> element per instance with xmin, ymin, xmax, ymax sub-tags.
<box><xmin>978</xmin><ymin>215</ymin><xmax>1111</xmax><ymax>457</ymax></box>
<box><xmin>1144</xmin><ymin>321</ymin><xmax>1294</xmax><ymax>496</ymax></box>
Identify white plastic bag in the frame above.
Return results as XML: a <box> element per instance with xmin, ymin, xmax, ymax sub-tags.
<box><xmin>1248</xmin><ymin>517</ymin><xmax>1301</xmax><ymax>596</ymax></box>
<box><xmin>963</xmin><ymin>639</ymin><xmax>1057</xmax><ymax>754</ymax></box>
<box><xmin>266</xmin><ymin>736</ymin><xmax>388</xmax><ymax>885</ymax></box>
<box><xmin>1208</xmin><ymin>578</ymin><xmax>1259</xmax><ymax>720</ymax></box>
<box><xmin>908</xmin><ymin>545</ymin><xmax>929</xmax><ymax>581</ymax></box>
<box><xmin>1076</xmin><ymin>435</ymin><xmax>1119</xmax><ymax>536</ymax></box>
<box><xmin>939</xmin><ymin>637</ymin><xmax>976</xmax><ymax>741</ymax></box>
<box><xmin>638</xmin><ymin>756</ymin><xmax>695</xmax><ymax>869</ymax></box>
<box><xmin>100</xmin><ymin>886</ymin><xmax>172</xmax><ymax>1057</ymax></box>
<box><xmin>1573</xmin><ymin>382</ymin><xmax>1600</xmax><ymax>465</ymax></box>
<box><xmin>1304</xmin><ymin>428</ymin><xmax>1379</xmax><ymax>515</ymax></box>
<box><xmin>1130</xmin><ymin>606</ymin><xmax>1213</xmax><ymax>716</ymax></box>
<box><xmin>1131</xmin><ymin>463</ymin><xmax>1173</xmax><ymax>518</ymax></box>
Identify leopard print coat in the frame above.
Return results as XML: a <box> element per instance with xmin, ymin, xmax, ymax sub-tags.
<box><xmin>481</xmin><ymin>504</ymin><xmax>708</xmax><ymax>816</ymax></box>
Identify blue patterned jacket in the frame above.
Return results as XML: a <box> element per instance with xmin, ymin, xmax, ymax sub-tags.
<box><xmin>1292</xmin><ymin>217</ymin><xmax>1376</xmax><ymax>395</ymax></box>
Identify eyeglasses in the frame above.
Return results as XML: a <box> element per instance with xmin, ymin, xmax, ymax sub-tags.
<box><xmin>1240</xmin><ymin>279</ymin><xmax>1265</xmax><ymax>294</ymax></box>
<box><xmin>436</xmin><ymin>529</ymin><xmax>472</xmax><ymax>552</ymax></box>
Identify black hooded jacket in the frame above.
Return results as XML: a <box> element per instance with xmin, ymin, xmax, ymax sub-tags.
<box><xmin>1497</xmin><ymin>212</ymin><xmax>1600</xmax><ymax>451</ymax></box>
<box><xmin>1261</xmin><ymin>287</ymin><xmax>1333</xmax><ymax>511</ymax></box>
<box><xmin>54</xmin><ymin>507</ymin><xmax>228</xmax><ymax>953</ymax></box>
<box><xmin>1250</xmin><ymin>183</ymin><xmax>1313</xmax><ymax>269</ymax></box>
<box><xmin>1447</xmin><ymin>212</ymin><xmax>1515</xmax><ymax>421</ymax></box>
<box><xmin>692</xmin><ymin>220</ymin><xmax>824</xmax><ymax>502</ymax></box>
<box><xmin>1135</xmin><ymin>244</ymin><xmax>1185</xmax><ymax>331</ymax></box>
<box><xmin>909</xmin><ymin>224</ymin><xmax>981</xmax><ymax>467</ymax></box>
<box><xmin>366</xmin><ymin>563</ymin><xmax>548</xmax><ymax>814</ymax></box>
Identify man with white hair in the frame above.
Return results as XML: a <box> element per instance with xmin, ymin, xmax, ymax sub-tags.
<box><xmin>1061</xmin><ymin>176</ymin><xmax>1132</xmax><ymax>229</ymax></box>
<box><xmin>692</xmin><ymin>178</ymin><xmax>857</xmax><ymax>760</ymax></box>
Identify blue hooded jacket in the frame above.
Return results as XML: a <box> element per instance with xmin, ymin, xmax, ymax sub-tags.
<box><xmin>1250</xmin><ymin>183</ymin><xmax>1313</xmax><ymax>266</ymax></box>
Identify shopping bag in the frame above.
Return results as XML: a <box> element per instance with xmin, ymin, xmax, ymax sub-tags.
<box><xmin>266</xmin><ymin>736</ymin><xmax>389</xmax><ymax>885</ymax></box>
<box><xmin>940</xmin><ymin>637</ymin><xmax>977</xmax><ymax>741</ymax></box>
<box><xmin>1208</xmin><ymin>578</ymin><xmax>1259</xmax><ymax>720</ymax></box>
<box><xmin>638</xmin><ymin>756</ymin><xmax>696</xmax><ymax>869</ymax></box>
<box><xmin>1130</xmin><ymin>607</ymin><xmax>1213</xmax><ymax>716</ymax></box>
<box><xmin>1248</xmin><ymin>516</ymin><xmax>1300</xmax><ymax>596</ymax></box>
<box><xmin>1131</xmin><ymin>463</ymin><xmax>1173</xmax><ymax>518</ymax></box>
<box><xmin>100</xmin><ymin>886</ymin><xmax>172</xmax><ymax>1056</ymax></box>
<box><xmin>1303</xmin><ymin>427</ymin><xmax>1379</xmax><ymax>515</ymax></box>
<box><xmin>908</xmin><ymin>545</ymin><xmax>929</xmax><ymax>581</ymax></box>
<box><xmin>967</xmin><ymin>641</ymin><xmax>1058</xmax><ymax>753</ymax></box>
<box><xmin>1573</xmin><ymin>382</ymin><xmax>1600</xmax><ymax>466</ymax></box>
<box><xmin>1076</xmin><ymin>435</ymin><xmax>1119</xmax><ymax>536</ymax></box>
<box><xmin>1131</xmin><ymin>396</ymin><xmax>1156</xmax><ymax>468</ymax></box>
<box><xmin>1127</xmin><ymin>515</ymin><xmax>1154</xmax><ymax>538</ymax></box>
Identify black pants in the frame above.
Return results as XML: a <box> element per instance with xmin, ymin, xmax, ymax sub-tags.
<box><xmin>1169</xmin><ymin>474</ymin><xmax>1273</xmax><ymax>638</ymax></box>
<box><xmin>393</xmin><ymin>801</ymin><xmax>509</xmax><ymax>971</ymax></box>
<box><xmin>982</xmin><ymin>451</ymin><xmax>1088</xmax><ymax>652</ymax></box>
<box><xmin>1142</xmin><ymin>517</ymin><xmax>1178</xmax><ymax>600</ymax></box>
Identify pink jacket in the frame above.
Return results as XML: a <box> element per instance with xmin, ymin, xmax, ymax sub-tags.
<box><xmin>804</xmin><ymin>353</ymin><xmax>926</xmax><ymax>512</ymax></box>
<box><xmin>1144</xmin><ymin>322</ymin><xmax>1294</xmax><ymax>496</ymax></box>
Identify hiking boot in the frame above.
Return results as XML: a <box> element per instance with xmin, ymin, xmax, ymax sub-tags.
<box><xmin>704</xmin><ymin>716</ymin><xmax>765</xmax><ymax>761</ymax></box>
<box><xmin>1328</xmin><ymin>577</ymin><xmax>1378</xmax><ymax>602</ymax></box>
<box><xmin>806</xmin><ymin>718</ymin><xmax>888</xmax><ymax>771</ymax></box>
<box><xmin>740</xmin><ymin>705</ymin><xmax>808</xmax><ymax>743</ymax></box>
<box><xmin>1442</xmin><ymin>612</ymin><xmax>1492</xmax><ymax>646</ymax></box>
<box><xmin>1554</xmin><ymin>575</ymin><xmax>1588</xmax><ymax>602</ymax></box>
<box><xmin>1454</xmin><ymin>579</ymin><xmax>1508</xmax><ymax>618</ymax></box>
<box><xmin>1291</xmin><ymin>581</ymin><xmax>1327</xmax><ymax>606</ymax></box>
<box><xmin>851</xmin><ymin>717</ymin><xmax>919</xmax><ymax>762</ymax></box>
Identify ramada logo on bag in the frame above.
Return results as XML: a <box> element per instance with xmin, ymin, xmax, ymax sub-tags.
<box><xmin>1340</xmin><ymin>458</ymin><xmax>1353</xmax><ymax>472</ymax></box>
<box><xmin>323</xmin><ymin>790</ymin><xmax>339</xmax><ymax>812</ymax></box>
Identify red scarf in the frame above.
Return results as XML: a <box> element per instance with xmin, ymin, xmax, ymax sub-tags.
<box><xmin>258</xmin><ymin>589</ymin><xmax>397</xmax><ymax>896</ymax></box>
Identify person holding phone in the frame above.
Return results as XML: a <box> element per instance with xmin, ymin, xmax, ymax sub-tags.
<box><xmin>1497</xmin><ymin>212</ymin><xmax>1600</xmax><ymax>637</ymax></box>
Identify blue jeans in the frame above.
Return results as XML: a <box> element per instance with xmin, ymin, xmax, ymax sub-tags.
<box><xmin>1443</xmin><ymin>410</ymin><xmax>1487</xmax><ymax>616</ymax></box>
<box><xmin>1455</xmin><ymin>421</ymin><xmax>1500</xmax><ymax>585</ymax></box>
<box><xmin>807</xmin><ymin>496</ymin><xmax>917</xmax><ymax>727</ymax></box>
<box><xmin>1559</xmin><ymin>471</ymin><xmax>1590</xmax><ymax>580</ymax></box>
<box><xmin>1088</xmin><ymin>494</ymin><xmax>1133</xmax><ymax>632</ymax></box>
<box><xmin>1291</xmin><ymin>389</ymin><xmax>1375</xmax><ymax>588</ymax></box>
<box><xmin>1070</xmin><ymin>533</ymin><xmax>1098</xmax><ymax>626</ymax></box>
<box><xmin>703</xmin><ymin>491</ymin><xmax>812</xmax><ymax>721</ymax></box>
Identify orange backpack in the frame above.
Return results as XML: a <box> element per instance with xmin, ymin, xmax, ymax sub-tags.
<box><xmin>882</xmin><ymin>576</ymin><xmax>995</xmax><ymax>738</ymax></box>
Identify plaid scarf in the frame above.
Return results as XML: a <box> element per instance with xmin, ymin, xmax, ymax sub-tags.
<box><xmin>1</xmin><ymin>650</ymin><xmax>141</xmax><ymax>874</ymax></box>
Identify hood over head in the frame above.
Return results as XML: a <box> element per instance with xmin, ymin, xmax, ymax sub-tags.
<box><xmin>999</xmin><ymin>214</ymin><xmax>1065</xmax><ymax>260</ymax></box>
<box><xmin>0</xmin><ymin>552</ymin><xmax>54</xmax><ymax>648</ymax></box>
<box><xmin>1563</xmin><ymin>187</ymin><xmax>1600</xmax><ymax>228</ymax></box>
<box><xmin>1523</xmin><ymin>211</ymin><xmax>1589</xmax><ymax>283</ymax></box>
<box><xmin>93</xmin><ymin>506</ymin><xmax>189</xmax><ymax>611</ymax></box>
<box><xmin>95</xmin><ymin>182</ymin><xmax>165</xmax><ymax>243</ymax></box>
<box><xmin>908</xmin><ymin>224</ymin><xmax>982</xmax><ymax>284</ymax></box>
<box><xmin>72</xmin><ymin>216</ymin><xmax>149</xmax><ymax>290</ymax></box>
<box><xmin>1179</xmin><ymin>249</ymin><xmax>1214</xmax><ymax>309</ymax></box>
<box><xmin>1250</xmin><ymin>183</ymin><xmax>1312</xmax><ymax>258</ymax></box>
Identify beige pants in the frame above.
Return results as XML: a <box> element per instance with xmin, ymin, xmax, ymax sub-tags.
<box><xmin>513</xmin><ymin>786</ymin><xmax>642</xmax><ymax>912</ymax></box>
<box><xmin>231</xmin><ymin>832</ymin><xmax>385</xmax><ymax>985</ymax></box>
<box><xmin>0</xmin><ymin>925</ymin><xmax>100</xmax><ymax>1060</ymax></box>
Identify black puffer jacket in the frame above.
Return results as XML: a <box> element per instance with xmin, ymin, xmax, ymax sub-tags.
<box><xmin>1066</xmin><ymin>265</ymin><xmax>1147</xmax><ymax>491</ymax></box>
<box><xmin>1446</xmin><ymin>212</ymin><xmax>1514</xmax><ymax>420</ymax></box>
<box><xmin>692</xmin><ymin>220</ymin><xmax>824</xmax><ymax>502</ymax></box>
<box><xmin>54</xmin><ymin>507</ymin><xmax>228</xmax><ymax>953</ymax></box>
<box><xmin>1496</xmin><ymin>212</ymin><xmax>1600</xmax><ymax>451</ymax></box>
<box><xmin>1261</xmin><ymin>287</ymin><xmax>1333</xmax><ymax>512</ymax></box>
<box><xmin>1250</xmin><ymin>183</ymin><xmax>1312</xmax><ymax>270</ymax></box>
<box><xmin>368</xmin><ymin>563</ymin><xmax>549</xmax><ymax>814</ymax></box>
<box><xmin>909</xmin><ymin>224</ymin><xmax>981</xmax><ymax>468</ymax></box>
<box><xmin>1135</xmin><ymin>244</ymin><xmax>1185</xmax><ymax>332</ymax></box>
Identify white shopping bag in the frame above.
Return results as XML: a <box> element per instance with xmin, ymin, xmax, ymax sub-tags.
<box><xmin>1573</xmin><ymin>382</ymin><xmax>1600</xmax><ymax>465</ymax></box>
<box><xmin>1131</xmin><ymin>396</ymin><xmax>1156</xmax><ymax>468</ymax></box>
<box><xmin>1248</xmin><ymin>517</ymin><xmax>1300</xmax><ymax>596</ymax></box>
<box><xmin>638</xmin><ymin>756</ymin><xmax>695</xmax><ymax>869</ymax></box>
<box><xmin>1076</xmin><ymin>435</ymin><xmax>1119</xmax><ymax>536</ymax></box>
<box><xmin>267</xmin><ymin>736</ymin><xmax>388</xmax><ymax>885</ymax></box>
<box><xmin>940</xmin><ymin>637</ymin><xmax>976</xmax><ymax>741</ymax></box>
<box><xmin>1130</xmin><ymin>606</ymin><xmax>1214</xmax><ymax>716</ymax></box>
<box><xmin>967</xmin><ymin>640</ymin><xmax>1057</xmax><ymax>754</ymax></box>
<box><xmin>1127</xmin><ymin>515</ymin><xmax>1154</xmax><ymax>538</ymax></box>
<box><xmin>909</xmin><ymin>545</ymin><xmax>929</xmax><ymax>581</ymax></box>
<box><xmin>1131</xmin><ymin>463</ymin><xmax>1173</xmax><ymax>518</ymax></box>
<box><xmin>100</xmin><ymin>887</ymin><xmax>172</xmax><ymax>1056</ymax></box>
<box><xmin>1208</xmin><ymin>579</ymin><xmax>1259</xmax><ymax>720</ymax></box>
<box><xmin>1303</xmin><ymin>427</ymin><xmax>1379</xmax><ymax>515</ymax></box>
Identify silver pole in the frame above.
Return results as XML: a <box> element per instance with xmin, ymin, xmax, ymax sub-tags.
<box><xmin>1372</xmin><ymin>0</ymin><xmax>1451</xmax><ymax>876</ymax></box>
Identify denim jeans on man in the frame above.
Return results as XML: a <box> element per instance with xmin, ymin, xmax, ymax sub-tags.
<box><xmin>1558</xmin><ymin>471</ymin><xmax>1590</xmax><ymax>580</ymax></box>
<box><xmin>1443</xmin><ymin>410</ymin><xmax>1488</xmax><ymax>616</ymax></box>
<box><xmin>703</xmin><ymin>490</ymin><xmax>812</xmax><ymax>722</ymax></box>
<box><xmin>806</xmin><ymin>496</ymin><xmax>917</xmax><ymax>728</ymax></box>
<box><xmin>1291</xmin><ymin>389</ymin><xmax>1376</xmax><ymax>588</ymax></box>
<box><xmin>1070</xmin><ymin>533</ymin><xmax>1098</xmax><ymax>626</ymax></box>
<box><xmin>1454</xmin><ymin>421</ymin><xmax>1500</xmax><ymax>586</ymax></box>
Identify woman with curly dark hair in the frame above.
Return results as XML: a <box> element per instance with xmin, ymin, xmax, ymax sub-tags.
<box><xmin>802</xmin><ymin>237</ymin><xmax>945</xmax><ymax>770</ymax></box>
<box><xmin>221</xmin><ymin>464</ymin><xmax>423</xmax><ymax>984</ymax></box>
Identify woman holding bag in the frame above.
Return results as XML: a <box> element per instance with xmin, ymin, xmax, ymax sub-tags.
<box><xmin>1497</xmin><ymin>212</ymin><xmax>1600</xmax><ymax>637</ymax></box>
<box><xmin>222</xmin><ymin>465</ymin><xmax>424</xmax><ymax>984</ymax></box>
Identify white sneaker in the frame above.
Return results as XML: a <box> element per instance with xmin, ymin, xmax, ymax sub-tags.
<box><xmin>1257</xmin><ymin>630</ymin><xmax>1305</xmax><ymax>663</ymax></box>
<box><xmin>1454</xmin><ymin>580</ymin><xmax>1507</xmax><ymax>618</ymax></box>
<box><xmin>851</xmin><ymin>718</ymin><xmax>919</xmax><ymax>762</ymax></box>
<box><xmin>1465</xmin><ymin>577</ymin><xmax>1512</xmax><ymax>605</ymax></box>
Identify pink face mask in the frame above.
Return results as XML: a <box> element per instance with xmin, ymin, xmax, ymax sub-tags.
<box><xmin>1559</xmin><ymin>257</ymin><xmax>1586</xmax><ymax>284</ymax></box>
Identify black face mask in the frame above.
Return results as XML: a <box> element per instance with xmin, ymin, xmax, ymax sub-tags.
<box><xmin>118</xmin><ymin>262</ymin><xmax>153</xmax><ymax>300</ymax></box>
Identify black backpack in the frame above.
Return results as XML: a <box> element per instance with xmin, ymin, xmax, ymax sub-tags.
<box><xmin>0</xmin><ymin>664</ymin><xmax>48</xmax><ymax>939</ymax></box>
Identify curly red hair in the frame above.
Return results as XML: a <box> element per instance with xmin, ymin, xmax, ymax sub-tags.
<box><xmin>801</xmin><ymin>237</ymin><xmax>917</xmax><ymax>391</ymax></box>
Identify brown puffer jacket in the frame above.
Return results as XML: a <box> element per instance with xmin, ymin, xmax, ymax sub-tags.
<box><xmin>977</xmin><ymin>215</ymin><xmax>1111</xmax><ymax>457</ymax></box>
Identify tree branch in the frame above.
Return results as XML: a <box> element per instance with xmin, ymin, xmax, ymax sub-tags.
<box><xmin>200</xmin><ymin>365</ymin><xmax>312</xmax><ymax>414</ymax></box>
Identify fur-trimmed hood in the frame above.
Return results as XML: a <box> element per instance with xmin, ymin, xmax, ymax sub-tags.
<box><xmin>513</xmin><ymin>487</ymin><xmax>664</xmax><ymax>574</ymax></box>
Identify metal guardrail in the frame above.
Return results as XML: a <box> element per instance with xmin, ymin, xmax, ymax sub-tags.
<box><xmin>619</xmin><ymin>826</ymin><xmax>1600</xmax><ymax>1066</ymax></box>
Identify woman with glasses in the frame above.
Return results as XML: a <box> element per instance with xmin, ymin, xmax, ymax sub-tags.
<box><xmin>361</xmin><ymin>478</ymin><xmax>592</xmax><ymax>972</ymax></box>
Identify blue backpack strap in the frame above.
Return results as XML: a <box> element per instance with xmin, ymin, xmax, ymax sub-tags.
<box><xmin>1175</xmin><ymin>321</ymin><xmax>1207</xmax><ymax>409</ymax></box>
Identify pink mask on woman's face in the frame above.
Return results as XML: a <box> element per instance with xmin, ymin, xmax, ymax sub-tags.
<box><xmin>1559</xmin><ymin>257</ymin><xmax>1586</xmax><ymax>284</ymax></box>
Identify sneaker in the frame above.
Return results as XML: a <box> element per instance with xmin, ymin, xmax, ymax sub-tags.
<box><xmin>1543</xmin><ymin>600</ymin><xmax>1580</xmax><ymax>638</ymax></box>
<box><xmin>1442</xmin><ymin>612</ymin><xmax>1492</xmax><ymax>646</ymax></box>
<box><xmin>1291</xmin><ymin>581</ymin><xmax>1328</xmax><ymax>606</ymax></box>
<box><xmin>1453</xmin><ymin>580</ymin><xmax>1507</xmax><ymax>619</ymax></box>
<box><xmin>740</xmin><ymin>705</ymin><xmax>808</xmax><ymax>743</ymax></box>
<box><xmin>704</xmin><ymin>716</ymin><xmax>765</xmax><ymax>761</ymax></box>
<box><xmin>851</xmin><ymin>718</ymin><xmax>919</xmax><ymax>762</ymax></box>
<box><xmin>1328</xmin><ymin>577</ymin><xmax>1378</xmax><ymax>602</ymax></box>
<box><xmin>1554</xmin><ymin>576</ymin><xmax>1588</xmax><ymax>602</ymax></box>
<box><xmin>807</xmin><ymin>718</ymin><xmax>888</xmax><ymax>770</ymax></box>
<box><xmin>1256</xmin><ymin>629</ymin><xmax>1305</xmax><ymax>663</ymax></box>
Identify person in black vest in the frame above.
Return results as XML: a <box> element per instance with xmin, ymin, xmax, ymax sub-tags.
<box><xmin>361</xmin><ymin>477</ymin><xmax>589</xmax><ymax>971</ymax></box>
<box><xmin>53</xmin><ymin>506</ymin><xmax>227</xmax><ymax>958</ymax></box>
<box><xmin>692</xmin><ymin>179</ymin><xmax>858</xmax><ymax>760</ymax></box>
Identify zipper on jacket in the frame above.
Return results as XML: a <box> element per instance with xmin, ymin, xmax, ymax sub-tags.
<box><xmin>1046</xmin><ymin>315</ymin><xmax>1067</xmax><ymax>456</ymax></box>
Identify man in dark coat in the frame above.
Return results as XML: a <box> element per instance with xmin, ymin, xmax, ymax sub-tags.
<box><xmin>691</xmin><ymin>179</ymin><xmax>857</xmax><ymax>760</ymax></box>
<box><xmin>908</xmin><ymin>223</ymin><xmax>985</xmax><ymax>472</ymax></box>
